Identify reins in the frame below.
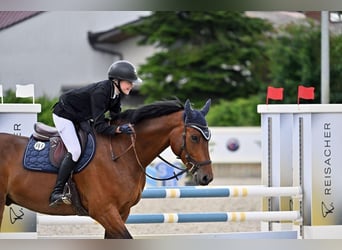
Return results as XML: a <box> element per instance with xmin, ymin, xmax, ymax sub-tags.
<box><xmin>110</xmin><ymin>124</ymin><xmax>185</xmax><ymax>181</ymax></box>
<box><xmin>110</xmin><ymin>136</ymin><xmax>134</xmax><ymax>161</ymax></box>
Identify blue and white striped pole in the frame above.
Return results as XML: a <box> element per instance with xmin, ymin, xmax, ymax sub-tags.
<box><xmin>38</xmin><ymin>211</ymin><xmax>300</xmax><ymax>225</ymax></box>
<box><xmin>141</xmin><ymin>186</ymin><xmax>301</xmax><ymax>199</ymax></box>
<box><xmin>125</xmin><ymin>211</ymin><xmax>301</xmax><ymax>224</ymax></box>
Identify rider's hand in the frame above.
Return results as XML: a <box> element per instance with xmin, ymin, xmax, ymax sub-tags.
<box><xmin>118</xmin><ymin>124</ymin><xmax>134</xmax><ymax>134</ymax></box>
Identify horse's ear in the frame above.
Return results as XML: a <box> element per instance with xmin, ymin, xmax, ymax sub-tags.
<box><xmin>184</xmin><ymin>99</ymin><xmax>193</xmax><ymax>121</ymax></box>
<box><xmin>200</xmin><ymin>99</ymin><xmax>211</xmax><ymax>116</ymax></box>
<box><xmin>185</xmin><ymin>99</ymin><xmax>192</xmax><ymax>110</ymax></box>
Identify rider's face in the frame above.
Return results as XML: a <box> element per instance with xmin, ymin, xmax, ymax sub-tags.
<box><xmin>120</xmin><ymin>80</ymin><xmax>134</xmax><ymax>95</ymax></box>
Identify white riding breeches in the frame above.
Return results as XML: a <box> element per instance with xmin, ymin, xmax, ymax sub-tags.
<box><xmin>52</xmin><ymin>114</ymin><xmax>81</xmax><ymax>162</ymax></box>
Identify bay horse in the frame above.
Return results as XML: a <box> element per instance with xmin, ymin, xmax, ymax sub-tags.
<box><xmin>0</xmin><ymin>99</ymin><xmax>213</xmax><ymax>239</ymax></box>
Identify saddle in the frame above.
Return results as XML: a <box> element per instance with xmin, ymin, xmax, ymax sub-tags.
<box><xmin>24</xmin><ymin>122</ymin><xmax>95</xmax><ymax>216</ymax></box>
<box><xmin>33</xmin><ymin>122</ymin><xmax>88</xmax><ymax>167</ymax></box>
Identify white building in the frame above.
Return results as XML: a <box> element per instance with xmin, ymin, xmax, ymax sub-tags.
<box><xmin>0</xmin><ymin>11</ymin><xmax>153</xmax><ymax>98</ymax></box>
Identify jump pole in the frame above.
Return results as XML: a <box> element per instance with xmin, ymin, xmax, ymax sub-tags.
<box><xmin>37</xmin><ymin>211</ymin><xmax>300</xmax><ymax>225</ymax></box>
<box><xmin>37</xmin><ymin>185</ymin><xmax>302</xmax><ymax>226</ymax></box>
<box><xmin>142</xmin><ymin>186</ymin><xmax>301</xmax><ymax>199</ymax></box>
<box><xmin>126</xmin><ymin>211</ymin><xmax>300</xmax><ymax>224</ymax></box>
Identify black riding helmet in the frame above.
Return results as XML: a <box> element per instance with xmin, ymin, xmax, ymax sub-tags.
<box><xmin>108</xmin><ymin>60</ymin><xmax>142</xmax><ymax>84</ymax></box>
<box><xmin>108</xmin><ymin>60</ymin><xmax>142</xmax><ymax>95</ymax></box>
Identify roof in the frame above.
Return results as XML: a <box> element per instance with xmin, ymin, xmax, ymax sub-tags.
<box><xmin>88</xmin><ymin>19</ymin><xmax>142</xmax><ymax>45</ymax></box>
<box><xmin>0</xmin><ymin>11</ymin><xmax>43</xmax><ymax>31</ymax></box>
<box><xmin>87</xmin><ymin>19</ymin><xmax>143</xmax><ymax>57</ymax></box>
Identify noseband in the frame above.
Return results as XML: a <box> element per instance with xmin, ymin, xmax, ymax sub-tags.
<box><xmin>177</xmin><ymin>124</ymin><xmax>212</xmax><ymax>175</ymax></box>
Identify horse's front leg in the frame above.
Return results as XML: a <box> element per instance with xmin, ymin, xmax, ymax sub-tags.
<box><xmin>104</xmin><ymin>227</ymin><xmax>132</xmax><ymax>239</ymax></box>
<box><xmin>93</xmin><ymin>208</ymin><xmax>133</xmax><ymax>239</ymax></box>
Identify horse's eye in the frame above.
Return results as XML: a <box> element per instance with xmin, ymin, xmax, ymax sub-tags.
<box><xmin>191</xmin><ymin>135</ymin><xmax>199</xmax><ymax>143</ymax></box>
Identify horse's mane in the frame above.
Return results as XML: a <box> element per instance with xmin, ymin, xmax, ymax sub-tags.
<box><xmin>113</xmin><ymin>99</ymin><xmax>184</xmax><ymax>124</ymax></box>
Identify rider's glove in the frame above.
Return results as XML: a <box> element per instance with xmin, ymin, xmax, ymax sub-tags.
<box><xmin>118</xmin><ymin>124</ymin><xmax>134</xmax><ymax>134</ymax></box>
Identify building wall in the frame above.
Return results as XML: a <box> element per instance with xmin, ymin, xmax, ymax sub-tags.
<box><xmin>0</xmin><ymin>11</ymin><xmax>151</xmax><ymax>98</ymax></box>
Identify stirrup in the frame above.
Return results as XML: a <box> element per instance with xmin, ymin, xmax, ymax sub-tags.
<box><xmin>49</xmin><ymin>194</ymin><xmax>71</xmax><ymax>207</ymax></box>
<box><xmin>62</xmin><ymin>195</ymin><xmax>72</xmax><ymax>205</ymax></box>
<box><xmin>62</xmin><ymin>183</ymin><xmax>72</xmax><ymax>205</ymax></box>
<box><xmin>49</xmin><ymin>183</ymin><xmax>72</xmax><ymax>207</ymax></box>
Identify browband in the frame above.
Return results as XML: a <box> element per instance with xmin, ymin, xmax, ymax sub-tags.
<box><xmin>186</xmin><ymin>123</ymin><xmax>211</xmax><ymax>141</ymax></box>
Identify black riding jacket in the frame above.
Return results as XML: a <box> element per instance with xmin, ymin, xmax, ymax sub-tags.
<box><xmin>53</xmin><ymin>80</ymin><xmax>120</xmax><ymax>135</ymax></box>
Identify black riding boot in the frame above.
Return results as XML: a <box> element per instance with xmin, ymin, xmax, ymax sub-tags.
<box><xmin>49</xmin><ymin>152</ymin><xmax>77</xmax><ymax>207</ymax></box>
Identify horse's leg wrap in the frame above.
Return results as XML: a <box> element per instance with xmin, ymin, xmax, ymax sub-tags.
<box><xmin>49</xmin><ymin>152</ymin><xmax>76</xmax><ymax>207</ymax></box>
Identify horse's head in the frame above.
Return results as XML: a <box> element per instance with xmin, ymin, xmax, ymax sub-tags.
<box><xmin>171</xmin><ymin>99</ymin><xmax>213</xmax><ymax>185</ymax></box>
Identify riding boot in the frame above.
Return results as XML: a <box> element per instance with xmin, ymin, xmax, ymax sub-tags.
<box><xmin>49</xmin><ymin>152</ymin><xmax>77</xmax><ymax>207</ymax></box>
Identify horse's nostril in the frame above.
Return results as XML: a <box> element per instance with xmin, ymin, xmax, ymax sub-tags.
<box><xmin>201</xmin><ymin>174</ymin><xmax>213</xmax><ymax>185</ymax></box>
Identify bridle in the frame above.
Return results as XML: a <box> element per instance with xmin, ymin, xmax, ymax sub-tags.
<box><xmin>177</xmin><ymin>123</ymin><xmax>212</xmax><ymax>175</ymax></box>
<box><xmin>110</xmin><ymin>122</ymin><xmax>211</xmax><ymax>181</ymax></box>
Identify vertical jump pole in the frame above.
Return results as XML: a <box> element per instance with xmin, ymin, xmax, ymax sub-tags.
<box><xmin>321</xmin><ymin>11</ymin><xmax>330</xmax><ymax>104</ymax></box>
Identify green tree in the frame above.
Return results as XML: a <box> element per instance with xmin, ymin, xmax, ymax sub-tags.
<box><xmin>265</xmin><ymin>21</ymin><xmax>321</xmax><ymax>104</ymax></box>
<box><xmin>122</xmin><ymin>11</ymin><xmax>273</xmax><ymax>106</ymax></box>
<box><xmin>206</xmin><ymin>96</ymin><xmax>261</xmax><ymax>126</ymax></box>
<box><xmin>265</xmin><ymin>20</ymin><xmax>342</xmax><ymax>104</ymax></box>
<box><xmin>328</xmin><ymin>32</ymin><xmax>342</xmax><ymax>103</ymax></box>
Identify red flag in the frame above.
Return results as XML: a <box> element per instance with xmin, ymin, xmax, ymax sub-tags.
<box><xmin>298</xmin><ymin>85</ymin><xmax>315</xmax><ymax>104</ymax></box>
<box><xmin>266</xmin><ymin>86</ymin><xmax>284</xmax><ymax>104</ymax></box>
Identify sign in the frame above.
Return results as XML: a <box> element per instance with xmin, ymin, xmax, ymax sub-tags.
<box><xmin>311</xmin><ymin>114</ymin><xmax>342</xmax><ymax>225</ymax></box>
<box><xmin>0</xmin><ymin>104</ymin><xmax>41</xmax><ymax>235</ymax></box>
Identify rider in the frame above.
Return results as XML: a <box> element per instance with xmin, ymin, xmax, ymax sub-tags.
<box><xmin>49</xmin><ymin>60</ymin><xmax>142</xmax><ymax>207</ymax></box>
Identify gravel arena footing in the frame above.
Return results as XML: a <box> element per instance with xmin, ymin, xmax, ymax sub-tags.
<box><xmin>38</xmin><ymin>174</ymin><xmax>263</xmax><ymax>239</ymax></box>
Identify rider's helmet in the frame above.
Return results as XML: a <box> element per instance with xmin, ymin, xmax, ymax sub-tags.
<box><xmin>108</xmin><ymin>60</ymin><xmax>142</xmax><ymax>84</ymax></box>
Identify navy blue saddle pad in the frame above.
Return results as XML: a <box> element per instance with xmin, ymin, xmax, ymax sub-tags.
<box><xmin>23</xmin><ymin>134</ymin><xmax>95</xmax><ymax>174</ymax></box>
